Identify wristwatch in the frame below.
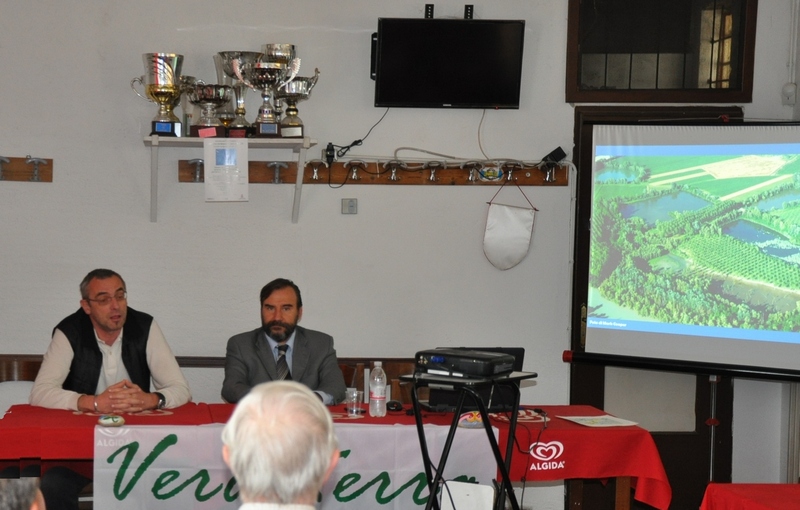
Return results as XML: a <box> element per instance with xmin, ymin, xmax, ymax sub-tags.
<box><xmin>154</xmin><ymin>392</ymin><xmax>166</xmax><ymax>410</ymax></box>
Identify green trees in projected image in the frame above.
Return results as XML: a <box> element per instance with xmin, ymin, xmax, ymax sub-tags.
<box><xmin>590</xmin><ymin>158</ymin><xmax>800</xmax><ymax>332</ymax></box>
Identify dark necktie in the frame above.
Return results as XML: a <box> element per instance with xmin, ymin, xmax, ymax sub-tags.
<box><xmin>276</xmin><ymin>344</ymin><xmax>291</xmax><ymax>381</ymax></box>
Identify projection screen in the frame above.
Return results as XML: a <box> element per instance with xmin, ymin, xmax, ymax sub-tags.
<box><xmin>584</xmin><ymin>124</ymin><xmax>800</xmax><ymax>374</ymax></box>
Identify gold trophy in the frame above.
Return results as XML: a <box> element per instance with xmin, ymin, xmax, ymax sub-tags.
<box><xmin>275</xmin><ymin>68</ymin><xmax>319</xmax><ymax>138</ymax></box>
<box><xmin>131</xmin><ymin>53</ymin><xmax>184</xmax><ymax>136</ymax></box>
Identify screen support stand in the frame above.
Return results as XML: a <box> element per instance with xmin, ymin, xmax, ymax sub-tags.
<box><xmin>708</xmin><ymin>374</ymin><xmax>719</xmax><ymax>482</ymax></box>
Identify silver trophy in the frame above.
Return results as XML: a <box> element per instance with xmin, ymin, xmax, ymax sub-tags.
<box><xmin>131</xmin><ymin>53</ymin><xmax>184</xmax><ymax>136</ymax></box>
<box><xmin>176</xmin><ymin>75</ymin><xmax>198</xmax><ymax>129</ymax></box>
<box><xmin>234</xmin><ymin>44</ymin><xmax>300</xmax><ymax>137</ymax></box>
<box><xmin>261</xmin><ymin>44</ymin><xmax>299</xmax><ymax>121</ymax></box>
<box><xmin>187</xmin><ymin>82</ymin><xmax>233</xmax><ymax>137</ymax></box>
<box><xmin>217</xmin><ymin>51</ymin><xmax>263</xmax><ymax>137</ymax></box>
<box><xmin>213</xmin><ymin>54</ymin><xmax>236</xmax><ymax>129</ymax></box>
<box><xmin>275</xmin><ymin>68</ymin><xmax>319</xmax><ymax>138</ymax></box>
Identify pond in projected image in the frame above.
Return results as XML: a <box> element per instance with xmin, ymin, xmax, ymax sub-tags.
<box><xmin>619</xmin><ymin>192</ymin><xmax>711</xmax><ymax>225</ymax></box>
<box><xmin>756</xmin><ymin>190</ymin><xmax>800</xmax><ymax>212</ymax></box>
<box><xmin>596</xmin><ymin>169</ymin><xmax>637</xmax><ymax>183</ymax></box>
<box><xmin>723</xmin><ymin>220</ymin><xmax>800</xmax><ymax>260</ymax></box>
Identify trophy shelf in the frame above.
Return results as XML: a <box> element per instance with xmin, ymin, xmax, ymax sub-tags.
<box><xmin>143</xmin><ymin>136</ymin><xmax>316</xmax><ymax>150</ymax></box>
<box><xmin>143</xmin><ymin>135</ymin><xmax>316</xmax><ymax>223</ymax></box>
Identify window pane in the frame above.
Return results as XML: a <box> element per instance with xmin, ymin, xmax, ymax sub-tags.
<box><xmin>566</xmin><ymin>0</ymin><xmax>755</xmax><ymax>102</ymax></box>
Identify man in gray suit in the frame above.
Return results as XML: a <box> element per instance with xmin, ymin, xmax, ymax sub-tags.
<box><xmin>222</xmin><ymin>278</ymin><xmax>347</xmax><ymax>404</ymax></box>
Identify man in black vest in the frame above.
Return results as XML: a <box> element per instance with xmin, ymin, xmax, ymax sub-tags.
<box><xmin>30</xmin><ymin>268</ymin><xmax>191</xmax><ymax>510</ymax></box>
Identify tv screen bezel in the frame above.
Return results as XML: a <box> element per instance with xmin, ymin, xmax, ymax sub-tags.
<box><xmin>372</xmin><ymin>17</ymin><xmax>526</xmax><ymax>110</ymax></box>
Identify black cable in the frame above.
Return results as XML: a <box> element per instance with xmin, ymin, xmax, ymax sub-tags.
<box><xmin>335</xmin><ymin>108</ymin><xmax>390</xmax><ymax>159</ymax></box>
<box><xmin>324</xmin><ymin>109</ymin><xmax>391</xmax><ymax>187</ymax></box>
<box><xmin>493</xmin><ymin>406</ymin><xmax>548</xmax><ymax>509</ymax></box>
<box><xmin>326</xmin><ymin>163</ymin><xmax>350</xmax><ymax>189</ymax></box>
<box><xmin>440</xmin><ymin>480</ymin><xmax>457</xmax><ymax>510</ymax></box>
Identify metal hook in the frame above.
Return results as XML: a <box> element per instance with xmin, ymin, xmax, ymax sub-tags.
<box><xmin>306</xmin><ymin>159</ymin><xmax>328</xmax><ymax>181</ymax></box>
<box><xmin>0</xmin><ymin>156</ymin><xmax>9</xmax><ymax>181</ymax></box>
<box><xmin>460</xmin><ymin>160</ymin><xmax>483</xmax><ymax>183</ymax></box>
<box><xmin>268</xmin><ymin>161</ymin><xmax>288</xmax><ymax>184</ymax></box>
<box><xmin>424</xmin><ymin>161</ymin><xmax>445</xmax><ymax>182</ymax></box>
<box><xmin>344</xmin><ymin>160</ymin><xmax>366</xmax><ymax>181</ymax></box>
<box><xmin>383</xmin><ymin>159</ymin><xmax>407</xmax><ymax>182</ymax></box>
<box><xmin>25</xmin><ymin>155</ymin><xmax>46</xmax><ymax>182</ymax></box>
<box><xmin>541</xmin><ymin>162</ymin><xmax>557</xmax><ymax>183</ymax></box>
<box><xmin>187</xmin><ymin>159</ymin><xmax>204</xmax><ymax>183</ymax></box>
<box><xmin>502</xmin><ymin>160</ymin><xmax>523</xmax><ymax>181</ymax></box>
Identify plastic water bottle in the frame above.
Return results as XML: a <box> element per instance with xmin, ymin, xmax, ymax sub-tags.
<box><xmin>369</xmin><ymin>361</ymin><xmax>387</xmax><ymax>417</ymax></box>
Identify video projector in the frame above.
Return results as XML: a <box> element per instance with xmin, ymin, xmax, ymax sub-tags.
<box><xmin>415</xmin><ymin>348</ymin><xmax>515</xmax><ymax>378</ymax></box>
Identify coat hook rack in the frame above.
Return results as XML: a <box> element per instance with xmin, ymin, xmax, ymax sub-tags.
<box><xmin>0</xmin><ymin>155</ymin><xmax>53</xmax><ymax>182</ymax></box>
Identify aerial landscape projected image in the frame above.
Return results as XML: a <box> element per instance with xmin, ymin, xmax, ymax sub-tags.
<box><xmin>588</xmin><ymin>140</ymin><xmax>800</xmax><ymax>344</ymax></box>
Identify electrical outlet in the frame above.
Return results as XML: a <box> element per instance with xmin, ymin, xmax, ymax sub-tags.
<box><xmin>782</xmin><ymin>83</ymin><xmax>797</xmax><ymax>106</ymax></box>
<box><xmin>341</xmin><ymin>198</ymin><xmax>357</xmax><ymax>214</ymax></box>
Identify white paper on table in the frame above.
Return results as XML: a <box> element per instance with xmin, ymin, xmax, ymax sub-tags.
<box><xmin>557</xmin><ymin>415</ymin><xmax>638</xmax><ymax>427</ymax></box>
<box><xmin>204</xmin><ymin>138</ymin><xmax>249</xmax><ymax>202</ymax></box>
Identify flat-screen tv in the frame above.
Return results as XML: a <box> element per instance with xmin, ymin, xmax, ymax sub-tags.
<box><xmin>371</xmin><ymin>18</ymin><xmax>525</xmax><ymax>109</ymax></box>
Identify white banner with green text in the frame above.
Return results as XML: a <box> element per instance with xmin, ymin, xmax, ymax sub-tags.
<box><xmin>95</xmin><ymin>422</ymin><xmax>497</xmax><ymax>509</ymax></box>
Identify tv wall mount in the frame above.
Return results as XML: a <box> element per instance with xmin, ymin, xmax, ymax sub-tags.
<box><xmin>423</xmin><ymin>4</ymin><xmax>474</xmax><ymax>19</ymax></box>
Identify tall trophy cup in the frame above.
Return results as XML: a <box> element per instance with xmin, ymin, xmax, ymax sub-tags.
<box><xmin>217</xmin><ymin>51</ymin><xmax>262</xmax><ymax>138</ymax></box>
<box><xmin>131</xmin><ymin>53</ymin><xmax>184</xmax><ymax>136</ymax></box>
<box><xmin>177</xmin><ymin>75</ymin><xmax>198</xmax><ymax>130</ymax></box>
<box><xmin>187</xmin><ymin>82</ymin><xmax>233</xmax><ymax>138</ymax></box>
<box><xmin>261</xmin><ymin>44</ymin><xmax>297</xmax><ymax>122</ymax></box>
<box><xmin>234</xmin><ymin>44</ymin><xmax>299</xmax><ymax>137</ymax></box>
<box><xmin>213</xmin><ymin>54</ymin><xmax>236</xmax><ymax>129</ymax></box>
<box><xmin>275</xmin><ymin>68</ymin><xmax>319</xmax><ymax>138</ymax></box>
<box><xmin>234</xmin><ymin>60</ymin><xmax>298</xmax><ymax>137</ymax></box>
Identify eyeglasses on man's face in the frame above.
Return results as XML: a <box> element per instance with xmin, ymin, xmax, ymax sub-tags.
<box><xmin>85</xmin><ymin>291</ymin><xmax>127</xmax><ymax>306</ymax></box>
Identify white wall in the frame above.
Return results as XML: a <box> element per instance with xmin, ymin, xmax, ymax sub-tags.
<box><xmin>0</xmin><ymin>0</ymin><xmax>797</xmax><ymax>504</ymax></box>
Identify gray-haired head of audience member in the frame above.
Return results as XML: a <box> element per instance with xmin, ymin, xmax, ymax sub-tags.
<box><xmin>0</xmin><ymin>479</ymin><xmax>45</xmax><ymax>510</ymax></box>
<box><xmin>221</xmin><ymin>381</ymin><xmax>339</xmax><ymax>505</ymax></box>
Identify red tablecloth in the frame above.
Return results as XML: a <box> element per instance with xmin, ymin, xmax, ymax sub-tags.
<box><xmin>493</xmin><ymin>405</ymin><xmax>671</xmax><ymax>510</ymax></box>
<box><xmin>0</xmin><ymin>403</ymin><xmax>214</xmax><ymax>459</ymax></box>
<box><xmin>700</xmin><ymin>483</ymin><xmax>800</xmax><ymax>510</ymax></box>
<box><xmin>1</xmin><ymin>403</ymin><xmax>670</xmax><ymax>510</ymax></box>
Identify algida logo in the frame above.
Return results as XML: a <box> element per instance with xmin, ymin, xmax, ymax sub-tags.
<box><xmin>528</xmin><ymin>441</ymin><xmax>566</xmax><ymax>471</ymax></box>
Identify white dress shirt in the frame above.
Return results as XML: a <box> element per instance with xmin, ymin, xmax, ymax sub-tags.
<box><xmin>30</xmin><ymin>320</ymin><xmax>191</xmax><ymax>410</ymax></box>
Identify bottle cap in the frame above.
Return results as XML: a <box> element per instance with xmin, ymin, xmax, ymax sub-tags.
<box><xmin>375</xmin><ymin>361</ymin><xmax>382</xmax><ymax>367</ymax></box>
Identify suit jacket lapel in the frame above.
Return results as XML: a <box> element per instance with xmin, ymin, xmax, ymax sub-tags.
<box><xmin>292</xmin><ymin>327</ymin><xmax>309</xmax><ymax>381</ymax></box>
<box><xmin>254</xmin><ymin>330</ymin><xmax>278</xmax><ymax>380</ymax></box>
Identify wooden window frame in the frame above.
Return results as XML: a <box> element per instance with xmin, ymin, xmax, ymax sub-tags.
<box><xmin>565</xmin><ymin>0</ymin><xmax>758</xmax><ymax>103</ymax></box>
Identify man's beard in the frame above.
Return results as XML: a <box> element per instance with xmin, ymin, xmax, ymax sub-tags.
<box><xmin>262</xmin><ymin>320</ymin><xmax>297</xmax><ymax>342</ymax></box>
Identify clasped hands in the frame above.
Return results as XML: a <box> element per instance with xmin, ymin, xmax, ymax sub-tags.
<box><xmin>91</xmin><ymin>380</ymin><xmax>158</xmax><ymax>414</ymax></box>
